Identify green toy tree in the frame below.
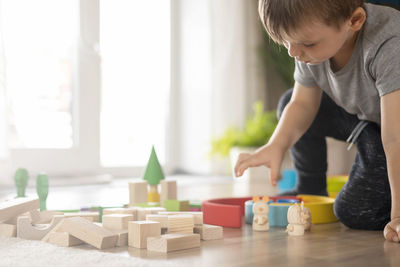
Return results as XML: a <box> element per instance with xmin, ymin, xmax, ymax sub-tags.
<box><xmin>36</xmin><ymin>173</ymin><xmax>49</xmax><ymax>211</ymax></box>
<box><xmin>14</xmin><ymin>168</ymin><xmax>29</xmax><ymax>197</ymax></box>
<box><xmin>142</xmin><ymin>146</ymin><xmax>165</xmax><ymax>202</ymax></box>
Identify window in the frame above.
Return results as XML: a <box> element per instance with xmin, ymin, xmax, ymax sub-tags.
<box><xmin>0</xmin><ymin>0</ymin><xmax>171</xmax><ymax>179</ymax></box>
<box><xmin>2</xmin><ymin>0</ymin><xmax>77</xmax><ymax>149</ymax></box>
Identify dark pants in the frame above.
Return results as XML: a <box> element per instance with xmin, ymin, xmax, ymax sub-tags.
<box><xmin>278</xmin><ymin>89</ymin><xmax>391</xmax><ymax>230</ymax></box>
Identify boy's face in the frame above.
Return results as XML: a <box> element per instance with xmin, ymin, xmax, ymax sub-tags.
<box><xmin>281</xmin><ymin>20</ymin><xmax>354</xmax><ymax>65</ymax></box>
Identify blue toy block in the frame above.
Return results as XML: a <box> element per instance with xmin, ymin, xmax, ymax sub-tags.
<box><xmin>245</xmin><ymin>200</ymin><xmax>254</xmax><ymax>224</ymax></box>
<box><xmin>278</xmin><ymin>169</ymin><xmax>297</xmax><ymax>192</ymax></box>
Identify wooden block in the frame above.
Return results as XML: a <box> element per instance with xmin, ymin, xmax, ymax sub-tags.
<box><xmin>147</xmin><ymin>233</ymin><xmax>200</xmax><ymax>253</ymax></box>
<box><xmin>103</xmin><ymin>207</ymin><xmax>137</xmax><ymax>220</ymax></box>
<box><xmin>160</xmin><ymin>180</ymin><xmax>177</xmax><ymax>205</ymax></box>
<box><xmin>163</xmin><ymin>200</ymin><xmax>189</xmax><ymax>211</ymax></box>
<box><xmin>0</xmin><ymin>197</ymin><xmax>40</xmax><ymax>223</ymax></box>
<box><xmin>158</xmin><ymin>211</ymin><xmax>203</xmax><ymax>225</ymax></box>
<box><xmin>0</xmin><ymin>223</ymin><xmax>17</xmax><ymax>237</ymax></box>
<box><xmin>90</xmin><ymin>223</ymin><xmax>128</xmax><ymax>247</ymax></box>
<box><xmin>147</xmin><ymin>207</ymin><xmax>166</xmax><ymax>214</ymax></box>
<box><xmin>129</xmin><ymin>181</ymin><xmax>148</xmax><ymax>206</ymax></box>
<box><xmin>64</xmin><ymin>212</ymin><xmax>99</xmax><ymax>222</ymax></box>
<box><xmin>28</xmin><ymin>210</ymin><xmax>41</xmax><ymax>224</ymax></box>
<box><xmin>58</xmin><ymin>217</ymin><xmax>118</xmax><ymax>249</ymax></box>
<box><xmin>136</xmin><ymin>208</ymin><xmax>153</xmax><ymax>221</ymax></box>
<box><xmin>194</xmin><ymin>224</ymin><xmax>223</xmax><ymax>240</ymax></box>
<box><xmin>167</xmin><ymin>214</ymin><xmax>194</xmax><ymax>234</ymax></box>
<box><xmin>145</xmin><ymin>214</ymin><xmax>168</xmax><ymax>228</ymax></box>
<box><xmin>116</xmin><ymin>230</ymin><xmax>128</xmax><ymax>247</ymax></box>
<box><xmin>128</xmin><ymin>220</ymin><xmax>161</xmax><ymax>248</ymax></box>
<box><xmin>17</xmin><ymin>215</ymin><xmax>65</xmax><ymax>240</ymax></box>
<box><xmin>29</xmin><ymin>210</ymin><xmax>64</xmax><ymax>224</ymax></box>
<box><xmin>102</xmin><ymin>214</ymin><xmax>134</xmax><ymax>230</ymax></box>
<box><xmin>47</xmin><ymin>232</ymin><xmax>83</xmax><ymax>247</ymax></box>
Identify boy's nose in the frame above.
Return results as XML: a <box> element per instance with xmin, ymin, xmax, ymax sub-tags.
<box><xmin>288</xmin><ymin>44</ymin><xmax>301</xmax><ymax>58</ymax></box>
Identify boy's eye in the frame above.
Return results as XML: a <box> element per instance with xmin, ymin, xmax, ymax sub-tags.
<box><xmin>303</xmin><ymin>43</ymin><xmax>315</xmax><ymax>48</ymax></box>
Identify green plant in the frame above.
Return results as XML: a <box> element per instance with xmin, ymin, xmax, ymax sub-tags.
<box><xmin>210</xmin><ymin>101</ymin><xmax>277</xmax><ymax>157</ymax></box>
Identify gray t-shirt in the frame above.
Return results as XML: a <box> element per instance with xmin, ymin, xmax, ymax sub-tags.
<box><xmin>294</xmin><ymin>3</ymin><xmax>400</xmax><ymax>125</ymax></box>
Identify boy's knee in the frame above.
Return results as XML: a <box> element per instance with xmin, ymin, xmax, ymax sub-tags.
<box><xmin>334</xmin><ymin>193</ymin><xmax>389</xmax><ymax>230</ymax></box>
<box><xmin>277</xmin><ymin>88</ymin><xmax>293</xmax><ymax>119</ymax></box>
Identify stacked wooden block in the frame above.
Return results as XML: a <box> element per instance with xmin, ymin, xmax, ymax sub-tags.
<box><xmin>1</xmin><ymin>186</ymin><xmax>223</xmax><ymax>254</ymax></box>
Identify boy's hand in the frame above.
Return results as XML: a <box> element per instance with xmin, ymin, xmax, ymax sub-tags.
<box><xmin>234</xmin><ymin>145</ymin><xmax>284</xmax><ymax>186</ymax></box>
<box><xmin>383</xmin><ymin>217</ymin><xmax>400</xmax><ymax>242</ymax></box>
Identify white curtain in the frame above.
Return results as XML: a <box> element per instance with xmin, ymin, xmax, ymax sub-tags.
<box><xmin>0</xmin><ymin>1</ymin><xmax>12</xmax><ymax>184</ymax></box>
<box><xmin>0</xmin><ymin>0</ymin><xmax>8</xmax><ymax>160</ymax></box>
<box><xmin>174</xmin><ymin>0</ymin><xmax>266</xmax><ymax>175</ymax></box>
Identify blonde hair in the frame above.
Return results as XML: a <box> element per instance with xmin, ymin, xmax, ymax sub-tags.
<box><xmin>259</xmin><ymin>0</ymin><xmax>365</xmax><ymax>44</ymax></box>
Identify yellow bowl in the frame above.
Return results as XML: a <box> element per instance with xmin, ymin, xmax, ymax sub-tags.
<box><xmin>327</xmin><ymin>175</ymin><xmax>348</xmax><ymax>195</ymax></box>
<box><xmin>297</xmin><ymin>194</ymin><xmax>338</xmax><ymax>224</ymax></box>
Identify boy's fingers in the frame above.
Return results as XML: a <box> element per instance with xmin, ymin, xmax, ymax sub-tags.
<box><xmin>384</xmin><ymin>224</ymin><xmax>400</xmax><ymax>242</ymax></box>
<box><xmin>235</xmin><ymin>160</ymin><xmax>251</xmax><ymax>177</ymax></box>
<box><xmin>269</xmin><ymin>161</ymin><xmax>281</xmax><ymax>186</ymax></box>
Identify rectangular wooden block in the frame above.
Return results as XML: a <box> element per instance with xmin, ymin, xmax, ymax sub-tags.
<box><xmin>129</xmin><ymin>181</ymin><xmax>148</xmax><ymax>206</ymax></box>
<box><xmin>64</xmin><ymin>212</ymin><xmax>99</xmax><ymax>222</ymax></box>
<box><xmin>136</xmin><ymin>208</ymin><xmax>153</xmax><ymax>221</ymax></box>
<box><xmin>0</xmin><ymin>223</ymin><xmax>17</xmax><ymax>237</ymax></box>
<box><xmin>158</xmin><ymin>211</ymin><xmax>203</xmax><ymax>225</ymax></box>
<box><xmin>58</xmin><ymin>217</ymin><xmax>118</xmax><ymax>249</ymax></box>
<box><xmin>146</xmin><ymin>214</ymin><xmax>168</xmax><ymax>228</ymax></box>
<box><xmin>194</xmin><ymin>224</ymin><xmax>223</xmax><ymax>240</ymax></box>
<box><xmin>147</xmin><ymin>207</ymin><xmax>166</xmax><ymax>214</ymax></box>
<box><xmin>92</xmin><ymin>223</ymin><xmax>128</xmax><ymax>247</ymax></box>
<box><xmin>167</xmin><ymin>214</ymin><xmax>194</xmax><ymax>234</ymax></box>
<box><xmin>160</xmin><ymin>180</ymin><xmax>177</xmax><ymax>205</ymax></box>
<box><xmin>163</xmin><ymin>200</ymin><xmax>190</xmax><ymax>212</ymax></box>
<box><xmin>116</xmin><ymin>231</ymin><xmax>128</xmax><ymax>247</ymax></box>
<box><xmin>0</xmin><ymin>197</ymin><xmax>40</xmax><ymax>222</ymax></box>
<box><xmin>103</xmin><ymin>207</ymin><xmax>137</xmax><ymax>220</ymax></box>
<box><xmin>128</xmin><ymin>221</ymin><xmax>161</xmax><ymax>249</ymax></box>
<box><xmin>147</xmin><ymin>233</ymin><xmax>200</xmax><ymax>253</ymax></box>
<box><xmin>47</xmin><ymin>232</ymin><xmax>83</xmax><ymax>247</ymax></box>
<box><xmin>102</xmin><ymin>214</ymin><xmax>134</xmax><ymax>230</ymax></box>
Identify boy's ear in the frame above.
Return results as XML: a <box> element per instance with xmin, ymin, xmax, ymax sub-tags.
<box><xmin>349</xmin><ymin>7</ymin><xmax>366</xmax><ymax>31</ymax></box>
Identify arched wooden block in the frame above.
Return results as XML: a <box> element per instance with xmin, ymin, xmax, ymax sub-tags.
<box><xmin>17</xmin><ymin>215</ymin><xmax>64</xmax><ymax>240</ymax></box>
<box><xmin>202</xmin><ymin>197</ymin><xmax>251</xmax><ymax>228</ymax></box>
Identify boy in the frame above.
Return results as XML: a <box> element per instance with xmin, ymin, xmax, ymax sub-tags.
<box><xmin>234</xmin><ymin>0</ymin><xmax>400</xmax><ymax>242</ymax></box>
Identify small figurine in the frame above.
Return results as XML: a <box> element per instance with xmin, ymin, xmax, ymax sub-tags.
<box><xmin>252</xmin><ymin>196</ymin><xmax>269</xmax><ymax>231</ymax></box>
<box><xmin>286</xmin><ymin>202</ymin><xmax>311</xmax><ymax>236</ymax></box>
<box><xmin>302</xmin><ymin>205</ymin><xmax>312</xmax><ymax>231</ymax></box>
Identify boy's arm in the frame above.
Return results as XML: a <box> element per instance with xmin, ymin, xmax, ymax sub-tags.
<box><xmin>381</xmin><ymin>88</ymin><xmax>400</xmax><ymax>242</ymax></box>
<box><xmin>267</xmin><ymin>81</ymin><xmax>322</xmax><ymax>152</ymax></box>
<box><xmin>235</xmin><ymin>81</ymin><xmax>322</xmax><ymax>183</ymax></box>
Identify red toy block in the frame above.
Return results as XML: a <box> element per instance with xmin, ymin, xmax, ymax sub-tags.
<box><xmin>202</xmin><ymin>197</ymin><xmax>251</xmax><ymax>228</ymax></box>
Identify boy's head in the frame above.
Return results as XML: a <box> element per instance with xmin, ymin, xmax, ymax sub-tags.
<box><xmin>259</xmin><ymin>0</ymin><xmax>366</xmax><ymax>65</ymax></box>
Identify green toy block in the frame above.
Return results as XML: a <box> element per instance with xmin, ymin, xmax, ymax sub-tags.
<box><xmin>164</xmin><ymin>200</ymin><xmax>190</xmax><ymax>211</ymax></box>
<box><xmin>36</xmin><ymin>173</ymin><xmax>49</xmax><ymax>211</ymax></box>
<box><xmin>14</xmin><ymin>168</ymin><xmax>29</xmax><ymax>197</ymax></box>
<box><xmin>134</xmin><ymin>202</ymin><xmax>161</xmax><ymax>208</ymax></box>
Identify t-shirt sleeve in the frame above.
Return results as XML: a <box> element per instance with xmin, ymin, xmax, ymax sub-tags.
<box><xmin>371</xmin><ymin>37</ymin><xmax>400</xmax><ymax>96</ymax></box>
<box><xmin>293</xmin><ymin>59</ymin><xmax>317</xmax><ymax>87</ymax></box>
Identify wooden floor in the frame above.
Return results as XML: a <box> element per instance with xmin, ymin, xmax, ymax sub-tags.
<box><xmin>1</xmin><ymin>175</ymin><xmax>400</xmax><ymax>266</ymax></box>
